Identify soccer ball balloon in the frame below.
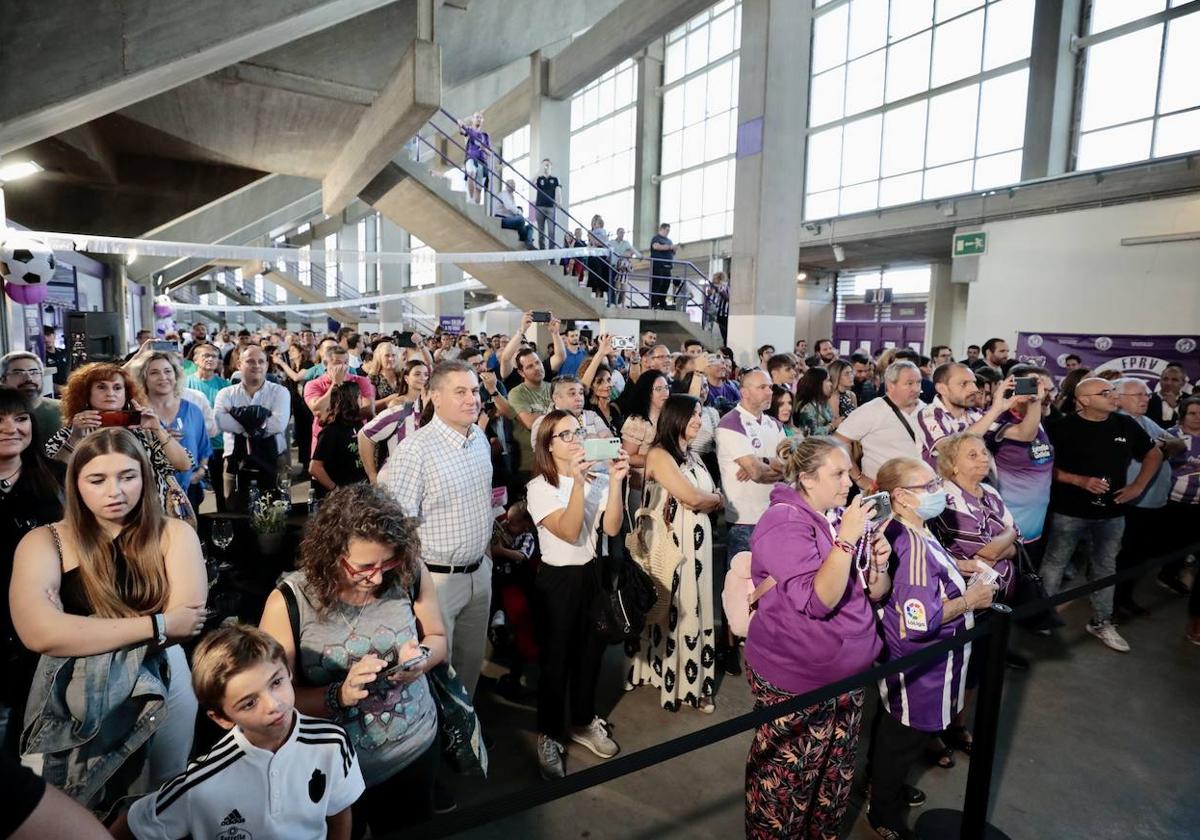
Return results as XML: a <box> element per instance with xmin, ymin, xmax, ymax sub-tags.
<box><xmin>154</xmin><ymin>295</ymin><xmax>174</xmax><ymax>319</ymax></box>
<box><xmin>0</xmin><ymin>233</ymin><xmax>55</xmax><ymax>305</ymax></box>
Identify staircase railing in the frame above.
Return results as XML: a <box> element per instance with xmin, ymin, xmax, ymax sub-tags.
<box><xmin>410</xmin><ymin>107</ymin><xmax>722</xmax><ymax>332</ymax></box>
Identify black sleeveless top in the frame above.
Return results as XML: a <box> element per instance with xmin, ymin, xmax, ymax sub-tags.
<box><xmin>49</xmin><ymin>525</ymin><xmax>138</xmax><ymax>617</ymax></box>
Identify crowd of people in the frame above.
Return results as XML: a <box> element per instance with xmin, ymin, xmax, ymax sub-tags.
<box><xmin>0</xmin><ymin>319</ymin><xmax>1196</xmax><ymax>840</ymax></box>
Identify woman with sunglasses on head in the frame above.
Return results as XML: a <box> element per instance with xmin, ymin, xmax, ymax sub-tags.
<box><xmin>0</xmin><ymin>389</ymin><xmax>65</xmax><ymax>757</ymax></box>
<box><xmin>865</xmin><ymin>457</ymin><xmax>994</xmax><ymax>840</ymax></box>
<box><xmin>526</xmin><ymin>410</ymin><xmax>630</xmax><ymax>780</ymax></box>
<box><xmin>11</xmin><ymin>428</ymin><xmax>207</xmax><ymax>811</ymax></box>
<box><xmin>260</xmin><ymin>483</ymin><xmax>447</xmax><ymax>836</ymax></box>
<box><xmin>626</xmin><ymin>395</ymin><xmax>724</xmax><ymax>713</ymax></box>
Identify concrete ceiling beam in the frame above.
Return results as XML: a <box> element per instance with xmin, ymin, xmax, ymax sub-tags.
<box><xmin>0</xmin><ymin>0</ymin><xmax>399</xmax><ymax>155</ymax></box>
<box><xmin>545</xmin><ymin>0</ymin><xmax>714</xmax><ymax>99</ymax></box>
<box><xmin>322</xmin><ymin>39</ymin><xmax>442</xmax><ymax>217</ymax></box>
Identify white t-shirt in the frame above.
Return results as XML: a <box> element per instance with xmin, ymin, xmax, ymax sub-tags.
<box><xmin>127</xmin><ymin>712</ymin><xmax>363</xmax><ymax>840</ymax></box>
<box><xmin>836</xmin><ymin>395</ymin><xmax>927</xmax><ymax>480</ymax></box>
<box><xmin>715</xmin><ymin>405</ymin><xmax>787</xmax><ymax>525</ymax></box>
<box><xmin>526</xmin><ymin>472</ymin><xmax>610</xmax><ymax>567</ymax></box>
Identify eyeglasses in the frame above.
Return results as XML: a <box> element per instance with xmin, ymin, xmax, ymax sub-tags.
<box><xmin>339</xmin><ymin>555</ymin><xmax>404</xmax><ymax>581</ymax></box>
<box><xmin>900</xmin><ymin>477</ymin><xmax>945</xmax><ymax>494</ymax></box>
<box><xmin>4</xmin><ymin>368</ymin><xmax>42</xmax><ymax>379</ymax></box>
<box><xmin>1080</xmin><ymin>388</ymin><xmax>1116</xmax><ymax>398</ymax></box>
<box><xmin>553</xmin><ymin>428</ymin><xmax>583</xmax><ymax>443</ymax></box>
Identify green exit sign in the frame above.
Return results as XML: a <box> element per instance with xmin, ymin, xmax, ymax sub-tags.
<box><xmin>953</xmin><ymin>231</ymin><xmax>987</xmax><ymax>257</ymax></box>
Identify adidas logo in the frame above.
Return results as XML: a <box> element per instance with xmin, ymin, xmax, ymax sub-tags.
<box><xmin>220</xmin><ymin>809</ymin><xmax>246</xmax><ymax>826</ymax></box>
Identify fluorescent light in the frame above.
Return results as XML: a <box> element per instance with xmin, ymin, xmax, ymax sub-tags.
<box><xmin>832</xmin><ymin>244</ymin><xmax>846</xmax><ymax>262</ymax></box>
<box><xmin>0</xmin><ymin>160</ymin><xmax>42</xmax><ymax>182</ymax></box>
<box><xmin>796</xmin><ymin>272</ymin><xmax>808</xmax><ymax>281</ymax></box>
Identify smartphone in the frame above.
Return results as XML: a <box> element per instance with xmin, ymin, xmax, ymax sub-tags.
<box><xmin>860</xmin><ymin>491</ymin><xmax>892</xmax><ymax>524</ymax></box>
<box><xmin>583</xmin><ymin>437</ymin><xmax>623</xmax><ymax>461</ymax></box>
<box><xmin>530</xmin><ymin>311</ymin><xmax>552</xmax><ymax>323</ymax></box>
<box><xmin>380</xmin><ymin>649</ymin><xmax>429</xmax><ymax>679</ymax></box>
<box><xmin>149</xmin><ymin>340</ymin><xmax>180</xmax><ymax>354</ymax></box>
<box><xmin>1013</xmin><ymin>377</ymin><xmax>1038</xmax><ymax>396</ymax></box>
<box><xmin>99</xmin><ymin>410</ymin><xmax>142</xmax><ymax>427</ymax></box>
<box><xmin>396</xmin><ymin>331</ymin><xmax>416</xmax><ymax>349</ymax></box>
<box><xmin>611</xmin><ymin>335</ymin><xmax>637</xmax><ymax>351</ymax></box>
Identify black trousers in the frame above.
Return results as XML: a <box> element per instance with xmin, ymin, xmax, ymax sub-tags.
<box><xmin>351</xmin><ymin>736</ymin><xmax>439</xmax><ymax>838</ymax></box>
<box><xmin>535</xmin><ymin>561</ymin><xmax>606</xmax><ymax>738</ymax></box>
<box><xmin>650</xmin><ymin>272</ymin><xmax>672</xmax><ymax>308</ymax></box>
<box><xmin>209</xmin><ymin>452</ymin><xmax>227</xmax><ymax>512</ymax></box>
<box><xmin>1114</xmin><ymin>504</ymin><xmax>1169</xmax><ymax>607</ymax></box>
<box><xmin>867</xmin><ymin>707</ymin><xmax>930</xmax><ymax>831</ymax></box>
<box><xmin>1161</xmin><ymin>501</ymin><xmax>1200</xmax><ymax>616</ymax></box>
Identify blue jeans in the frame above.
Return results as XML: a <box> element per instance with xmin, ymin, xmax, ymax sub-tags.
<box><xmin>727</xmin><ymin>523</ymin><xmax>755</xmax><ymax>563</ymax></box>
<box><xmin>1040</xmin><ymin>513</ymin><xmax>1125</xmax><ymax>623</ymax></box>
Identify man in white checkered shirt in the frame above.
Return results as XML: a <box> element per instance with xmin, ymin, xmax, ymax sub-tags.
<box><xmin>378</xmin><ymin>359</ymin><xmax>493</xmax><ymax>698</ymax></box>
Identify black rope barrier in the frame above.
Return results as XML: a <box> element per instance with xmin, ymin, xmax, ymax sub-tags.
<box><xmin>388</xmin><ymin>539</ymin><xmax>1200</xmax><ymax>840</ymax></box>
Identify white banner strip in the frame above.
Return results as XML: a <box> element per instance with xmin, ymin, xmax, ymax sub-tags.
<box><xmin>168</xmin><ymin>279</ymin><xmax>487</xmax><ymax>313</ymax></box>
<box><xmin>23</xmin><ymin>229</ymin><xmax>603</xmax><ymax>266</ymax></box>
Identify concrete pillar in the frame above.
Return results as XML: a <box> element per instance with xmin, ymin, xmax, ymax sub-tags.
<box><xmin>727</xmin><ymin>0</ymin><xmax>810</xmax><ymax>368</ymax></box>
<box><xmin>378</xmin><ymin>217</ymin><xmax>410</xmax><ymax>332</ymax></box>
<box><xmin>794</xmin><ymin>281</ymin><xmax>834</xmax><ymax>348</ymax></box>
<box><xmin>927</xmin><ymin>261</ymin><xmax>969</xmax><ymax>355</ymax></box>
<box><xmin>529</xmin><ymin>51</ymin><xmax>572</xmax><ymax>241</ymax></box>
<box><xmin>338</xmin><ymin>223</ymin><xmax>361</xmax><ymax>301</ymax></box>
<box><xmin>95</xmin><ymin>255</ymin><xmax>130</xmax><ymax>353</ymax></box>
<box><xmin>632</xmin><ymin>43</ymin><xmax>664</xmax><ymax>248</ymax></box>
<box><xmin>433</xmin><ymin>264</ymin><xmax>465</xmax><ymax>323</ymax></box>
<box><xmin>1021</xmin><ymin>0</ymin><xmax>1082</xmax><ymax>180</ymax></box>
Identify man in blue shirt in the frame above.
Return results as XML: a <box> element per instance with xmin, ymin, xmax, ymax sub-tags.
<box><xmin>557</xmin><ymin>327</ymin><xmax>589</xmax><ymax>378</ymax></box>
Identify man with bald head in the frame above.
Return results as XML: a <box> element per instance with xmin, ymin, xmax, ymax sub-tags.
<box><xmin>916</xmin><ymin>362</ymin><xmax>1018</xmax><ymax>466</ymax></box>
<box><xmin>715</xmin><ymin>368</ymin><xmax>785</xmax><ymax>674</ymax></box>
<box><xmin>1042</xmin><ymin>376</ymin><xmax>1163</xmax><ymax>652</ymax></box>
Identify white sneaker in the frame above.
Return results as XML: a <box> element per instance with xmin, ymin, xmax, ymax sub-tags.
<box><xmin>569</xmin><ymin>717</ymin><xmax>619</xmax><ymax>759</ymax></box>
<box><xmin>538</xmin><ymin>734</ymin><xmax>565</xmax><ymax>778</ymax></box>
<box><xmin>1086</xmin><ymin>619</ymin><xmax>1130</xmax><ymax>653</ymax></box>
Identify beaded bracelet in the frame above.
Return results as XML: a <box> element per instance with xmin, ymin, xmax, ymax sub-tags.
<box><xmin>326</xmin><ymin>681</ymin><xmax>345</xmax><ymax>715</ymax></box>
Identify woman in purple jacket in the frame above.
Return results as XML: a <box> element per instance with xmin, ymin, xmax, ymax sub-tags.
<box><xmin>744</xmin><ymin>436</ymin><xmax>892</xmax><ymax>840</ymax></box>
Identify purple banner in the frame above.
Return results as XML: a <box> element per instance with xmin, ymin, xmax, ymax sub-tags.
<box><xmin>1016</xmin><ymin>332</ymin><xmax>1199</xmax><ymax>386</ymax></box>
<box><xmin>438</xmin><ymin>315</ymin><xmax>465</xmax><ymax>334</ymax></box>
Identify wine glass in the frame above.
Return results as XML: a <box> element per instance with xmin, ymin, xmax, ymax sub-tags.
<box><xmin>211</xmin><ymin>519</ymin><xmax>235</xmax><ymax>572</ymax></box>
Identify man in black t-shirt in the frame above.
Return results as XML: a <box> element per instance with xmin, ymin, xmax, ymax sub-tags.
<box><xmin>1042</xmin><ymin>377</ymin><xmax>1163</xmax><ymax>652</ymax></box>
<box><xmin>649</xmin><ymin>223</ymin><xmax>675</xmax><ymax>309</ymax></box>
<box><xmin>533</xmin><ymin>158</ymin><xmax>561</xmax><ymax>250</ymax></box>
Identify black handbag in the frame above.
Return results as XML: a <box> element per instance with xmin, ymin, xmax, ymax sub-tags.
<box><xmin>1009</xmin><ymin>543</ymin><xmax>1064</xmax><ymax>631</ymax></box>
<box><xmin>589</xmin><ymin>521</ymin><xmax>657</xmax><ymax>645</ymax></box>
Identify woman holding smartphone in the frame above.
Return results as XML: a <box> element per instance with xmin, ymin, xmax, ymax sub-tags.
<box><xmin>526</xmin><ymin>409</ymin><xmax>629</xmax><ymax>780</ymax></box>
<box><xmin>260</xmin><ymin>484</ymin><xmax>447</xmax><ymax>835</ymax></box>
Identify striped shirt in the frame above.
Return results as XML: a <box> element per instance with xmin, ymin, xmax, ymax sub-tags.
<box><xmin>361</xmin><ymin>400</ymin><xmax>422</xmax><ymax>454</ymax></box>
<box><xmin>1166</xmin><ymin>425</ymin><xmax>1200</xmax><ymax>504</ymax></box>
<box><xmin>878</xmin><ymin>522</ymin><xmax>974</xmax><ymax>733</ymax></box>
<box><xmin>379</xmin><ymin>413</ymin><xmax>493</xmax><ymax>567</ymax></box>
<box><xmin>126</xmin><ymin>712</ymin><xmax>363</xmax><ymax>840</ymax></box>
<box><xmin>917</xmin><ymin>397</ymin><xmax>987</xmax><ymax>466</ymax></box>
<box><xmin>932</xmin><ymin>481</ymin><xmax>1016</xmax><ymax>596</ymax></box>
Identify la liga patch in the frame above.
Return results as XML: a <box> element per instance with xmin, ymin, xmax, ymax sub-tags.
<box><xmin>903</xmin><ymin>598</ymin><xmax>928</xmax><ymax>632</ymax></box>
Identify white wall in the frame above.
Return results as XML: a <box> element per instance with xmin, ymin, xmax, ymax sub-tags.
<box><xmin>963</xmin><ymin>195</ymin><xmax>1200</xmax><ymax>346</ymax></box>
<box><xmin>795</xmin><ymin>284</ymin><xmax>834</xmax><ymax>346</ymax></box>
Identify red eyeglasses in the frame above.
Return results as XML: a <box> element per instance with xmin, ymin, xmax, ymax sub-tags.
<box><xmin>339</xmin><ymin>555</ymin><xmax>404</xmax><ymax>581</ymax></box>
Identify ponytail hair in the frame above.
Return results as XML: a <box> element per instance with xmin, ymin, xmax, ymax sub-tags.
<box><xmin>776</xmin><ymin>435</ymin><xmax>845</xmax><ymax>488</ymax></box>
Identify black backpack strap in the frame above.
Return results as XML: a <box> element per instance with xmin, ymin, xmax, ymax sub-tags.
<box><xmin>276</xmin><ymin>580</ymin><xmax>313</xmax><ymax>687</ymax></box>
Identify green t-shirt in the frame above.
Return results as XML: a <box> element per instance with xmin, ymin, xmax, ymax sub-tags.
<box><xmin>186</xmin><ymin>374</ymin><xmax>231</xmax><ymax>451</ymax></box>
<box><xmin>507</xmin><ymin>381</ymin><xmax>553</xmax><ymax>473</ymax></box>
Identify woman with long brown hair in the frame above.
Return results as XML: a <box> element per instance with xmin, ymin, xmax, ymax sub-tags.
<box><xmin>45</xmin><ymin>362</ymin><xmax>194</xmax><ymax>521</ymax></box>
<box><xmin>260</xmin><ymin>484</ymin><xmax>447</xmax><ymax>834</ymax></box>
<box><xmin>11</xmin><ymin>428</ymin><xmax>207</xmax><ymax>807</ymax></box>
<box><xmin>309</xmin><ymin>382</ymin><xmax>367</xmax><ymax>498</ymax></box>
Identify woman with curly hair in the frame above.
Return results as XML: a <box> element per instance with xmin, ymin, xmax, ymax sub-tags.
<box><xmin>259</xmin><ymin>484</ymin><xmax>447</xmax><ymax>835</ymax></box>
<box><xmin>45</xmin><ymin>362</ymin><xmax>194</xmax><ymax>521</ymax></box>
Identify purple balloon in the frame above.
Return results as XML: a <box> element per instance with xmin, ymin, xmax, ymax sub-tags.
<box><xmin>4</xmin><ymin>280</ymin><xmax>48</xmax><ymax>305</ymax></box>
<box><xmin>154</xmin><ymin>302</ymin><xmax>174</xmax><ymax>318</ymax></box>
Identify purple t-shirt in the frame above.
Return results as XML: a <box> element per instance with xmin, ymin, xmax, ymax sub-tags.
<box><xmin>462</xmin><ymin>126</ymin><xmax>491</xmax><ymax>163</ymax></box>
<box><xmin>745</xmin><ymin>485</ymin><xmax>883</xmax><ymax>695</ymax></box>
<box><xmin>1167</xmin><ymin>424</ymin><xmax>1200</xmax><ymax>504</ymax></box>
<box><xmin>932</xmin><ymin>481</ymin><xmax>1015</xmax><ymax>597</ymax></box>
<box><xmin>706</xmin><ymin>379</ymin><xmax>740</xmax><ymax>415</ymax></box>
<box><xmin>987</xmin><ymin>409</ymin><xmax>1053</xmax><ymax>542</ymax></box>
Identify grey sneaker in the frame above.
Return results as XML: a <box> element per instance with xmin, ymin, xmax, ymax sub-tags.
<box><xmin>538</xmin><ymin>734</ymin><xmax>565</xmax><ymax>778</ymax></box>
<box><xmin>1086</xmin><ymin>619</ymin><xmax>1130</xmax><ymax>653</ymax></box>
<box><xmin>569</xmin><ymin>717</ymin><xmax>619</xmax><ymax>759</ymax></box>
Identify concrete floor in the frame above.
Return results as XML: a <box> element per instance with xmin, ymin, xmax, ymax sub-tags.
<box><xmin>429</xmin><ymin>581</ymin><xmax>1199</xmax><ymax>840</ymax></box>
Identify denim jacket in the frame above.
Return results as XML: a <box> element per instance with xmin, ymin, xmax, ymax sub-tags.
<box><xmin>22</xmin><ymin>643</ymin><xmax>169</xmax><ymax>809</ymax></box>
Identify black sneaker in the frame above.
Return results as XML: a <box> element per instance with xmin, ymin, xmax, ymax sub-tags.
<box><xmin>903</xmin><ymin>785</ymin><xmax>926</xmax><ymax>808</ymax></box>
<box><xmin>869</xmin><ymin>820</ymin><xmax>922</xmax><ymax>840</ymax></box>
<box><xmin>718</xmin><ymin>648</ymin><xmax>742</xmax><ymax>676</ymax></box>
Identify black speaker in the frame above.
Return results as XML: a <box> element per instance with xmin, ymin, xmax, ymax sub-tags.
<box><xmin>67</xmin><ymin>310</ymin><xmax>122</xmax><ymax>369</ymax></box>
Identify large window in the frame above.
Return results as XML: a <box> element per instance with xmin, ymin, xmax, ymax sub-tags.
<box><xmin>410</xmin><ymin>236</ymin><xmax>435</xmax><ymax>289</ymax></box>
<box><xmin>500</xmin><ymin>125</ymin><xmax>532</xmax><ymax>202</ymax></box>
<box><xmin>805</xmin><ymin>0</ymin><xmax>1035</xmax><ymax>219</ymax></box>
<box><xmin>658</xmin><ymin>0</ymin><xmax>741</xmax><ymax>243</ymax></box>
<box><xmin>1075</xmin><ymin>1</ymin><xmax>1200</xmax><ymax>170</ymax></box>
<box><xmin>569</xmin><ymin>58</ymin><xmax>638</xmax><ymax>234</ymax></box>
<box><xmin>324</xmin><ymin>233</ymin><xmax>338</xmax><ymax>298</ymax></box>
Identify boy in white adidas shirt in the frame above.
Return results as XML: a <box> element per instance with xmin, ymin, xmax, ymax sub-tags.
<box><xmin>111</xmin><ymin>625</ymin><xmax>364</xmax><ymax>840</ymax></box>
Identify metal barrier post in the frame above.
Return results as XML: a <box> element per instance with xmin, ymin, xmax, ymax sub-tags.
<box><xmin>916</xmin><ymin>603</ymin><xmax>1014</xmax><ymax>840</ymax></box>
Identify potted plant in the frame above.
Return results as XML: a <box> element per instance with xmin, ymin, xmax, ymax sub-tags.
<box><xmin>250</xmin><ymin>493</ymin><xmax>290</xmax><ymax>555</ymax></box>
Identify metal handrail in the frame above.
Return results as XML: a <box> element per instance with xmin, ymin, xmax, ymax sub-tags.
<box><xmin>415</xmin><ymin>109</ymin><xmax>720</xmax><ymax>328</ymax></box>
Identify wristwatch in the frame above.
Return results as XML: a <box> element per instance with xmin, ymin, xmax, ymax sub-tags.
<box><xmin>151</xmin><ymin>613</ymin><xmax>167</xmax><ymax>646</ymax></box>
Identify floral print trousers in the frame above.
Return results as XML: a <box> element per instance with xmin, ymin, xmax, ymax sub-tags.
<box><xmin>745</xmin><ymin>667</ymin><xmax>864</xmax><ymax>840</ymax></box>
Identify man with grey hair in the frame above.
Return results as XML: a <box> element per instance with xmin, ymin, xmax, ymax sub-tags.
<box><xmin>1112</xmin><ymin>377</ymin><xmax>1186</xmax><ymax>615</ymax></box>
<box><xmin>836</xmin><ymin>360</ymin><xmax>927</xmax><ymax>489</ymax></box>
<box><xmin>379</xmin><ymin>359</ymin><xmax>493</xmax><ymax>701</ymax></box>
<box><xmin>0</xmin><ymin>352</ymin><xmax>62</xmax><ymax>450</ymax></box>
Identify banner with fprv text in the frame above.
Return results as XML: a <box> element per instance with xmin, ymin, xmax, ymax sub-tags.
<box><xmin>1016</xmin><ymin>332</ymin><xmax>1199</xmax><ymax>387</ymax></box>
